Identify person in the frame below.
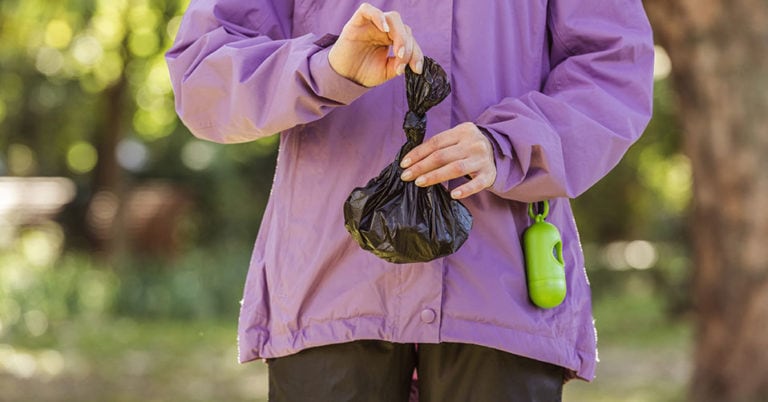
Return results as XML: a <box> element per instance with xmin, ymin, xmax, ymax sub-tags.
<box><xmin>166</xmin><ymin>1</ymin><xmax>654</xmax><ymax>400</ymax></box>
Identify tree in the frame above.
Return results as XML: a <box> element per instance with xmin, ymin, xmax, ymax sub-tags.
<box><xmin>0</xmin><ymin>0</ymin><xmax>279</xmax><ymax>258</ymax></box>
<box><xmin>643</xmin><ymin>1</ymin><xmax>768</xmax><ymax>400</ymax></box>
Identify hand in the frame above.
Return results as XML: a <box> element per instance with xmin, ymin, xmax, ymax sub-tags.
<box><xmin>328</xmin><ymin>3</ymin><xmax>424</xmax><ymax>87</ymax></box>
<box><xmin>399</xmin><ymin>123</ymin><xmax>497</xmax><ymax>199</ymax></box>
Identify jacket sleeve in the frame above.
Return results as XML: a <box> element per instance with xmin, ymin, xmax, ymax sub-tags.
<box><xmin>166</xmin><ymin>0</ymin><xmax>369</xmax><ymax>143</ymax></box>
<box><xmin>475</xmin><ymin>0</ymin><xmax>654</xmax><ymax>202</ymax></box>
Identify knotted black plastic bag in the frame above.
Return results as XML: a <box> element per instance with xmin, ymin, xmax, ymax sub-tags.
<box><xmin>343</xmin><ymin>57</ymin><xmax>473</xmax><ymax>264</ymax></box>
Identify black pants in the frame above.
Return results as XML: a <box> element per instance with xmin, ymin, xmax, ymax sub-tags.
<box><xmin>267</xmin><ymin>341</ymin><xmax>564</xmax><ymax>402</ymax></box>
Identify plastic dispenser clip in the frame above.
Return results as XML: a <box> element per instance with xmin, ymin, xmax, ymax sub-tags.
<box><xmin>523</xmin><ymin>200</ymin><xmax>566</xmax><ymax>309</ymax></box>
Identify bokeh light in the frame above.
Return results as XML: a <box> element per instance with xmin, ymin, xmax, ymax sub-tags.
<box><xmin>166</xmin><ymin>16</ymin><xmax>183</xmax><ymax>40</ymax></box>
<box><xmin>128</xmin><ymin>30</ymin><xmax>159</xmax><ymax>58</ymax></box>
<box><xmin>66</xmin><ymin>141</ymin><xmax>98</xmax><ymax>174</ymax></box>
<box><xmin>37</xmin><ymin>350</ymin><xmax>65</xmax><ymax>377</ymax></box>
<box><xmin>654</xmin><ymin>45</ymin><xmax>672</xmax><ymax>81</ymax></box>
<box><xmin>638</xmin><ymin>147</ymin><xmax>692</xmax><ymax>213</ymax></box>
<box><xmin>117</xmin><ymin>138</ymin><xmax>149</xmax><ymax>172</ymax></box>
<box><xmin>72</xmin><ymin>35</ymin><xmax>103</xmax><ymax>67</ymax></box>
<box><xmin>602</xmin><ymin>240</ymin><xmax>659</xmax><ymax>271</ymax></box>
<box><xmin>44</xmin><ymin>19</ymin><xmax>72</xmax><ymax>49</ymax></box>
<box><xmin>78</xmin><ymin>270</ymin><xmax>118</xmax><ymax>314</ymax></box>
<box><xmin>93</xmin><ymin>50</ymin><xmax>125</xmax><ymax>87</ymax></box>
<box><xmin>624</xmin><ymin>240</ymin><xmax>659</xmax><ymax>270</ymax></box>
<box><xmin>35</xmin><ymin>47</ymin><xmax>64</xmax><ymax>76</ymax></box>
<box><xmin>7</xmin><ymin>143</ymin><xmax>37</xmax><ymax>176</ymax></box>
<box><xmin>92</xmin><ymin>13</ymin><xmax>126</xmax><ymax>48</ymax></box>
<box><xmin>0</xmin><ymin>346</ymin><xmax>37</xmax><ymax>379</ymax></box>
<box><xmin>24</xmin><ymin>310</ymin><xmax>49</xmax><ymax>337</ymax></box>
<box><xmin>20</xmin><ymin>223</ymin><xmax>64</xmax><ymax>267</ymax></box>
<box><xmin>181</xmin><ymin>140</ymin><xmax>217</xmax><ymax>171</ymax></box>
<box><xmin>87</xmin><ymin>190</ymin><xmax>119</xmax><ymax>238</ymax></box>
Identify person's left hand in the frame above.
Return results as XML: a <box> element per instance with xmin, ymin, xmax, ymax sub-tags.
<box><xmin>399</xmin><ymin>122</ymin><xmax>497</xmax><ymax>199</ymax></box>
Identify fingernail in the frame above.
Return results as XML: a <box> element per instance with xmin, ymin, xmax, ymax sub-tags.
<box><xmin>400</xmin><ymin>158</ymin><xmax>411</xmax><ymax>168</ymax></box>
<box><xmin>396</xmin><ymin>64</ymin><xmax>405</xmax><ymax>76</ymax></box>
<box><xmin>451</xmin><ymin>190</ymin><xmax>462</xmax><ymax>199</ymax></box>
<box><xmin>400</xmin><ymin>171</ymin><xmax>413</xmax><ymax>181</ymax></box>
<box><xmin>397</xmin><ymin>47</ymin><xmax>405</xmax><ymax>59</ymax></box>
<box><xmin>415</xmin><ymin>177</ymin><xmax>426</xmax><ymax>186</ymax></box>
<box><xmin>415</xmin><ymin>59</ymin><xmax>423</xmax><ymax>74</ymax></box>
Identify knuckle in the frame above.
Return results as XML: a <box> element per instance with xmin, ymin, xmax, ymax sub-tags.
<box><xmin>426</xmin><ymin>136</ymin><xmax>441</xmax><ymax>149</ymax></box>
<box><xmin>482</xmin><ymin>174</ymin><xmax>494</xmax><ymax>188</ymax></box>
<box><xmin>432</xmin><ymin>150</ymin><xmax>448</xmax><ymax>165</ymax></box>
<box><xmin>454</xmin><ymin>160</ymin><xmax>468</xmax><ymax>175</ymax></box>
<box><xmin>461</xmin><ymin>185</ymin><xmax>477</xmax><ymax>197</ymax></box>
<box><xmin>469</xmin><ymin>140</ymin><xmax>484</xmax><ymax>153</ymax></box>
<box><xmin>408</xmin><ymin>168</ymin><xmax>422</xmax><ymax>178</ymax></box>
<box><xmin>482</xmin><ymin>138</ymin><xmax>492</xmax><ymax>154</ymax></box>
<box><xmin>454</xmin><ymin>122</ymin><xmax>471</xmax><ymax>135</ymax></box>
<box><xmin>473</xmin><ymin>179</ymin><xmax>486</xmax><ymax>191</ymax></box>
<box><xmin>386</xmin><ymin>10</ymin><xmax>401</xmax><ymax>20</ymax></box>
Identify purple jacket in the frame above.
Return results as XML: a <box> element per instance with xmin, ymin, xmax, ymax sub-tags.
<box><xmin>167</xmin><ymin>0</ymin><xmax>654</xmax><ymax>380</ymax></box>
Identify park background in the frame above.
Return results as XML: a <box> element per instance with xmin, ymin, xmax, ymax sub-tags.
<box><xmin>0</xmin><ymin>1</ymin><xmax>764</xmax><ymax>401</ymax></box>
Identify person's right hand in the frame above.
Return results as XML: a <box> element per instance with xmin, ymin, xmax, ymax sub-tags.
<box><xmin>328</xmin><ymin>3</ymin><xmax>424</xmax><ymax>87</ymax></box>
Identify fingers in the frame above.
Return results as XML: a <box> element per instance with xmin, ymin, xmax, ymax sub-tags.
<box><xmin>406</xmin><ymin>155</ymin><xmax>483</xmax><ymax>187</ymax></box>
<box><xmin>336</xmin><ymin>3</ymin><xmax>423</xmax><ymax>86</ymax></box>
<box><xmin>400</xmin><ymin>123</ymin><xmax>497</xmax><ymax>199</ymax></box>
<box><xmin>449</xmin><ymin>172</ymin><xmax>496</xmax><ymax>199</ymax></box>
<box><xmin>400</xmin><ymin>126</ymin><xmax>461</xmax><ymax>172</ymax></box>
<box><xmin>353</xmin><ymin>3</ymin><xmax>390</xmax><ymax>33</ymax></box>
<box><xmin>383</xmin><ymin>11</ymin><xmax>422</xmax><ymax>76</ymax></box>
<box><xmin>409</xmin><ymin>40</ymin><xmax>424</xmax><ymax>74</ymax></box>
<box><xmin>354</xmin><ymin>5</ymin><xmax>423</xmax><ymax>77</ymax></box>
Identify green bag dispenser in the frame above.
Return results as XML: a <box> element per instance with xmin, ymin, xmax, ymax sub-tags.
<box><xmin>523</xmin><ymin>200</ymin><xmax>566</xmax><ymax>309</ymax></box>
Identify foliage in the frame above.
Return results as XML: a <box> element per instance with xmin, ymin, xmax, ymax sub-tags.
<box><xmin>112</xmin><ymin>242</ymin><xmax>251</xmax><ymax>320</ymax></box>
<box><xmin>0</xmin><ymin>224</ymin><xmax>251</xmax><ymax>346</ymax></box>
<box><xmin>0</xmin><ymin>0</ymin><xmax>280</xmax><ymax>249</ymax></box>
<box><xmin>0</xmin><ymin>319</ymin><xmax>268</xmax><ymax>402</ymax></box>
<box><xmin>0</xmin><ymin>224</ymin><xmax>115</xmax><ymax>342</ymax></box>
<box><xmin>0</xmin><ymin>0</ymin><xmax>186</xmax><ymax>167</ymax></box>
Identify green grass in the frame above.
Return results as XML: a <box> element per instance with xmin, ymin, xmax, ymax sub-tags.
<box><xmin>1</xmin><ymin>288</ymin><xmax>690</xmax><ymax>401</ymax></box>
<box><xmin>564</xmin><ymin>286</ymin><xmax>691</xmax><ymax>402</ymax></box>
<box><xmin>1</xmin><ymin>319</ymin><xmax>268</xmax><ymax>402</ymax></box>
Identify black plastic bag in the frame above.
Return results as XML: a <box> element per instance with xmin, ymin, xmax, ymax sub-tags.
<box><xmin>343</xmin><ymin>57</ymin><xmax>473</xmax><ymax>264</ymax></box>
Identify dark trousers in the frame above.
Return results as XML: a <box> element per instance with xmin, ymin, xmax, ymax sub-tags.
<box><xmin>267</xmin><ymin>340</ymin><xmax>564</xmax><ymax>402</ymax></box>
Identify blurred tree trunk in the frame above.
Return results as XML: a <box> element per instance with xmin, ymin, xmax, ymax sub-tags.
<box><xmin>88</xmin><ymin>76</ymin><xmax>128</xmax><ymax>259</ymax></box>
<box><xmin>643</xmin><ymin>1</ymin><xmax>768</xmax><ymax>400</ymax></box>
<box><xmin>92</xmin><ymin>78</ymin><xmax>126</xmax><ymax>194</ymax></box>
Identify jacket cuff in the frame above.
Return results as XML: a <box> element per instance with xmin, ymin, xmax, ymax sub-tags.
<box><xmin>476</xmin><ymin>125</ymin><xmax>521</xmax><ymax>196</ymax></box>
<box><xmin>308</xmin><ymin>45</ymin><xmax>370</xmax><ymax>105</ymax></box>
